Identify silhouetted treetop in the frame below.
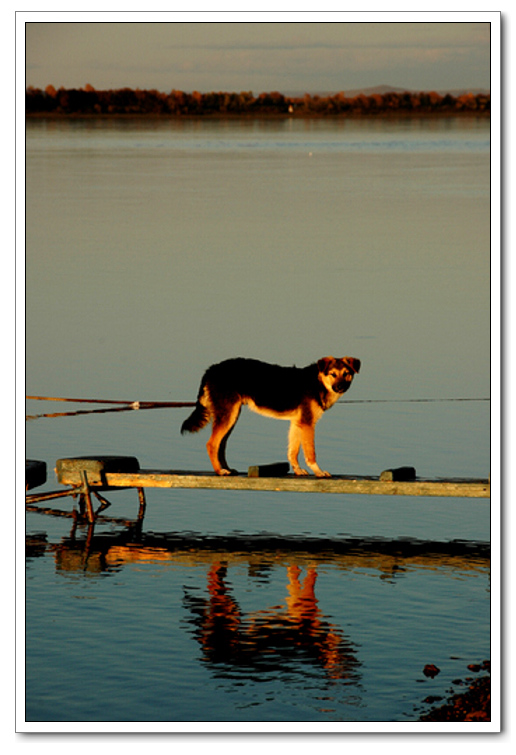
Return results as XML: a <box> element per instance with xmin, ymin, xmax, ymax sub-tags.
<box><xmin>25</xmin><ymin>85</ymin><xmax>490</xmax><ymax>117</ymax></box>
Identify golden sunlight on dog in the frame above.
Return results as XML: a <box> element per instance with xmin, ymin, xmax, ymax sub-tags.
<box><xmin>181</xmin><ymin>356</ymin><xmax>361</xmax><ymax>477</ymax></box>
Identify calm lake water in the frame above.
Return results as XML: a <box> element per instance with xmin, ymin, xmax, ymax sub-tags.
<box><xmin>24</xmin><ymin>116</ymin><xmax>492</xmax><ymax>730</ymax></box>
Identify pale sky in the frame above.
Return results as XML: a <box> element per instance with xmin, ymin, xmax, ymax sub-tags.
<box><xmin>24</xmin><ymin>18</ymin><xmax>492</xmax><ymax>94</ymax></box>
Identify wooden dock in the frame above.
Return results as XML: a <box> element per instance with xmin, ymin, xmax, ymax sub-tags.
<box><xmin>25</xmin><ymin>456</ymin><xmax>490</xmax><ymax>525</ymax></box>
<box><xmin>96</xmin><ymin>469</ymin><xmax>490</xmax><ymax>499</ymax></box>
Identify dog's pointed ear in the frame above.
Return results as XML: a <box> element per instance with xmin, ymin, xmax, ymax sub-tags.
<box><xmin>317</xmin><ymin>357</ymin><xmax>335</xmax><ymax>374</ymax></box>
<box><xmin>344</xmin><ymin>357</ymin><xmax>361</xmax><ymax>374</ymax></box>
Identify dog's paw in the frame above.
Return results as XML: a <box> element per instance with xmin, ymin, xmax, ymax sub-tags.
<box><xmin>294</xmin><ymin>468</ymin><xmax>309</xmax><ymax>476</ymax></box>
<box><xmin>315</xmin><ymin>470</ymin><xmax>332</xmax><ymax>478</ymax></box>
<box><xmin>217</xmin><ymin>468</ymin><xmax>232</xmax><ymax>476</ymax></box>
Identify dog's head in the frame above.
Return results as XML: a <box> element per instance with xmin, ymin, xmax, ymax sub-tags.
<box><xmin>317</xmin><ymin>356</ymin><xmax>361</xmax><ymax>395</ymax></box>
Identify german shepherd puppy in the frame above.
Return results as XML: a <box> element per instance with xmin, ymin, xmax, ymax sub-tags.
<box><xmin>181</xmin><ymin>356</ymin><xmax>360</xmax><ymax>477</ymax></box>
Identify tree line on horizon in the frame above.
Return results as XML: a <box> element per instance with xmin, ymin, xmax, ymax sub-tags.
<box><xmin>26</xmin><ymin>84</ymin><xmax>490</xmax><ymax>117</ymax></box>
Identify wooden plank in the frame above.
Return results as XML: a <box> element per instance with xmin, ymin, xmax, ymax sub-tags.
<box><xmin>53</xmin><ymin>456</ymin><xmax>489</xmax><ymax>498</ymax></box>
<box><xmin>80</xmin><ymin>470</ymin><xmax>96</xmax><ymax>523</ymax></box>
<box><xmin>55</xmin><ymin>455</ymin><xmax>140</xmax><ymax>486</ymax></box>
<box><xmin>91</xmin><ymin>470</ymin><xmax>490</xmax><ymax>499</ymax></box>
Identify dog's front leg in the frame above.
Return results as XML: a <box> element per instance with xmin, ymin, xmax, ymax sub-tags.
<box><xmin>288</xmin><ymin>421</ymin><xmax>308</xmax><ymax>476</ymax></box>
<box><xmin>289</xmin><ymin>421</ymin><xmax>331</xmax><ymax>477</ymax></box>
<box><xmin>298</xmin><ymin>422</ymin><xmax>331</xmax><ymax>478</ymax></box>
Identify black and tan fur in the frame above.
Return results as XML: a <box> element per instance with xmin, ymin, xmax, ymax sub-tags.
<box><xmin>181</xmin><ymin>356</ymin><xmax>361</xmax><ymax>477</ymax></box>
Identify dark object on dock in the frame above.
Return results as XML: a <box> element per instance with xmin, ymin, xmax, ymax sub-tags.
<box><xmin>55</xmin><ymin>455</ymin><xmax>140</xmax><ymax>486</ymax></box>
<box><xmin>248</xmin><ymin>462</ymin><xmax>290</xmax><ymax>478</ymax></box>
<box><xmin>25</xmin><ymin>460</ymin><xmax>47</xmax><ymax>490</ymax></box>
<box><xmin>380</xmin><ymin>466</ymin><xmax>417</xmax><ymax>482</ymax></box>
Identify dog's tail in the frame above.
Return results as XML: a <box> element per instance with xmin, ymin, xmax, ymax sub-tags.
<box><xmin>181</xmin><ymin>386</ymin><xmax>210</xmax><ymax>435</ymax></box>
<box><xmin>181</xmin><ymin>402</ymin><xmax>210</xmax><ymax>434</ymax></box>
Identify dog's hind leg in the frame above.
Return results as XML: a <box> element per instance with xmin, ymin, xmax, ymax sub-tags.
<box><xmin>206</xmin><ymin>403</ymin><xmax>241</xmax><ymax>475</ymax></box>
<box><xmin>218</xmin><ymin>408</ymin><xmax>241</xmax><ymax>474</ymax></box>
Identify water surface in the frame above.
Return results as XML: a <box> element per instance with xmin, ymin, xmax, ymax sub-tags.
<box><xmin>25</xmin><ymin>117</ymin><xmax>491</xmax><ymax>727</ymax></box>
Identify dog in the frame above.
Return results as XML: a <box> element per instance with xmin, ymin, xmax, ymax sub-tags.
<box><xmin>181</xmin><ymin>356</ymin><xmax>360</xmax><ymax>477</ymax></box>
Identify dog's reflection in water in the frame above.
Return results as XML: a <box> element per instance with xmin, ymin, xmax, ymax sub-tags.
<box><xmin>183</xmin><ymin>562</ymin><xmax>361</xmax><ymax>682</ymax></box>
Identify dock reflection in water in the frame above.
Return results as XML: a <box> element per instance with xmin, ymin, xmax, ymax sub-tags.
<box><xmin>45</xmin><ymin>527</ymin><xmax>489</xmax><ymax>710</ymax></box>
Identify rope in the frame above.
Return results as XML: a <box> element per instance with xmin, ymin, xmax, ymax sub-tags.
<box><xmin>25</xmin><ymin>395</ymin><xmax>489</xmax><ymax>421</ymax></box>
<box><xmin>25</xmin><ymin>397</ymin><xmax>195</xmax><ymax>420</ymax></box>
<box><xmin>26</xmin><ymin>405</ymin><xmax>190</xmax><ymax>420</ymax></box>
<box><xmin>26</xmin><ymin>395</ymin><xmax>195</xmax><ymax>406</ymax></box>
<box><xmin>342</xmin><ymin>398</ymin><xmax>490</xmax><ymax>404</ymax></box>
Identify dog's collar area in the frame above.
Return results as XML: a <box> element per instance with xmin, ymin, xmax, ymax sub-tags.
<box><xmin>318</xmin><ymin>386</ymin><xmax>342</xmax><ymax>409</ymax></box>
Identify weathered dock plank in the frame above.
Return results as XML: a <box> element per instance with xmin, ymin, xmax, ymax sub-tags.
<box><xmin>53</xmin><ymin>457</ymin><xmax>490</xmax><ymax>498</ymax></box>
<box><xmin>98</xmin><ymin>470</ymin><xmax>490</xmax><ymax>498</ymax></box>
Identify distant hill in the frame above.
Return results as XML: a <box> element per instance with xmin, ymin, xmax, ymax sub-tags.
<box><xmin>440</xmin><ymin>88</ymin><xmax>490</xmax><ymax>97</ymax></box>
<box><xmin>340</xmin><ymin>85</ymin><xmax>410</xmax><ymax>97</ymax></box>
<box><xmin>287</xmin><ymin>85</ymin><xmax>490</xmax><ymax>97</ymax></box>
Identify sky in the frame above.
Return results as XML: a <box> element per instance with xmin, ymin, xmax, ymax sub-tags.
<box><xmin>24</xmin><ymin>17</ymin><xmax>493</xmax><ymax>95</ymax></box>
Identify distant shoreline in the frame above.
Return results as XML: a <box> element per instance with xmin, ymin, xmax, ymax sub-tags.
<box><xmin>25</xmin><ymin>86</ymin><xmax>490</xmax><ymax>119</ymax></box>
